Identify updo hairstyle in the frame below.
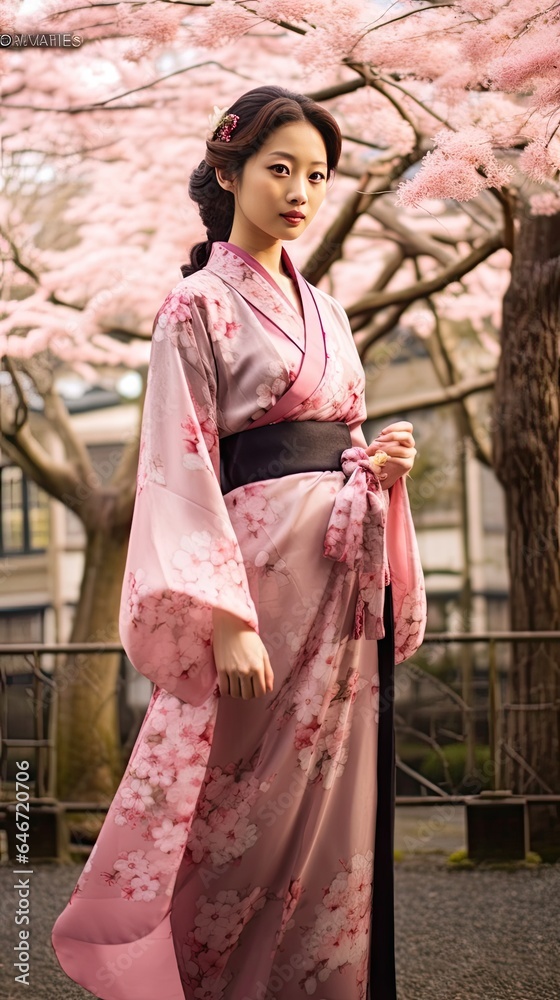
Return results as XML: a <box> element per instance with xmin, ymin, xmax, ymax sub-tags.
<box><xmin>181</xmin><ymin>85</ymin><xmax>342</xmax><ymax>277</ymax></box>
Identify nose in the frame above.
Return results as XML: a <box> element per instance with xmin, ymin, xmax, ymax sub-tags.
<box><xmin>287</xmin><ymin>173</ymin><xmax>308</xmax><ymax>205</ymax></box>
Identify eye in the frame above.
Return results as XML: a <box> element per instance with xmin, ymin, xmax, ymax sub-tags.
<box><xmin>269</xmin><ymin>164</ymin><xmax>290</xmax><ymax>175</ymax></box>
<box><xmin>310</xmin><ymin>171</ymin><xmax>326</xmax><ymax>182</ymax></box>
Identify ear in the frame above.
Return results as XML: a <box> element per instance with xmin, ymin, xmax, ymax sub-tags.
<box><xmin>215</xmin><ymin>167</ymin><xmax>236</xmax><ymax>194</ymax></box>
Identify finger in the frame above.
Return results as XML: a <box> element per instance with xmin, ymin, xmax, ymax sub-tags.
<box><xmin>240</xmin><ymin>673</ymin><xmax>255</xmax><ymax>700</ymax></box>
<box><xmin>376</xmin><ymin>457</ymin><xmax>414</xmax><ymax>481</ymax></box>
<box><xmin>374</xmin><ymin>444</ymin><xmax>416</xmax><ymax>458</ymax></box>
<box><xmin>375</xmin><ymin>430</ymin><xmax>415</xmax><ymax>446</ymax></box>
<box><xmin>251</xmin><ymin>670</ymin><xmax>267</xmax><ymax>698</ymax></box>
<box><xmin>382</xmin><ymin>456</ymin><xmax>415</xmax><ymax>471</ymax></box>
<box><xmin>379</xmin><ymin>421</ymin><xmax>413</xmax><ymax>433</ymax></box>
<box><xmin>228</xmin><ymin>673</ymin><xmax>242</xmax><ymax>699</ymax></box>
<box><xmin>372</xmin><ymin>448</ymin><xmax>416</xmax><ymax>464</ymax></box>
<box><xmin>264</xmin><ymin>659</ymin><xmax>274</xmax><ymax>693</ymax></box>
<box><xmin>217</xmin><ymin>670</ymin><xmax>230</xmax><ymax>698</ymax></box>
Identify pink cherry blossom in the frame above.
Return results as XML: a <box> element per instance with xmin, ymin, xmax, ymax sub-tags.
<box><xmin>293</xmin><ymin>677</ymin><xmax>325</xmax><ymax>726</ymax></box>
<box><xmin>129</xmin><ymin>875</ymin><xmax>161</xmax><ymax>902</ymax></box>
<box><xmin>152</xmin><ymin>816</ymin><xmax>189</xmax><ymax>853</ymax></box>
<box><xmin>519</xmin><ymin>141</ymin><xmax>558</xmax><ymax>182</ymax></box>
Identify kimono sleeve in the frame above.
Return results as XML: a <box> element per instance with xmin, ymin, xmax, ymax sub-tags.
<box><xmin>119</xmin><ymin>286</ymin><xmax>260</xmax><ymax>706</ymax></box>
<box><xmin>346</xmin><ymin>387</ymin><xmax>427</xmax><ymax>662</ymax></box>
<box><xmin>329</xmin><ymin>294</ymin><xmax>427</xmax><ymax>662</ymax></box>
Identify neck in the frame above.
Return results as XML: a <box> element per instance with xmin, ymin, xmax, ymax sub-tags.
<box><xmin>225</xmin><ymin>227</ymin><xmax>285</xmax><ymax>276</ymax></box>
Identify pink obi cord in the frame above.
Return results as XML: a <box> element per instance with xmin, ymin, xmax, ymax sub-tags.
<box><xmin>323</xmin><ymin>446</ymin><xmax>390</xmax><ymax>640</ymax></box>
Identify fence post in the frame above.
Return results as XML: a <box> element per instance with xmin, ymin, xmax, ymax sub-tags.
<box><xmin>488</xmin><ymin>638</ymin><xmax>500</xmax><ymax>791</ymax></box>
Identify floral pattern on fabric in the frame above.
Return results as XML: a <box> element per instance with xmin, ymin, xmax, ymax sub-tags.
<box><xmin>323</xmin><ymin>446</ymin><xmax>389</xmax><ymax>640</ymax></box>
<box><xmin>275</xmin><ymin>877</ymin><xmax>304</xmax><ymax>949</ymax></box>
<box><xmin>177</xmin><ymin>756</ymin><xmax>278</xmax><ymax>871</ymax></box>
<box><xmin>296</xmin><ymin>851</ymin><xmax>373</xmax><ymax>996</ymax></box>
<box><xmin>294</xmin><ymin>666</ymin><xmax>370</xmax><ymax>789</ymax></box>
<box><xmin>227</xmin><ymin>483</ymin><xmax>285</xmax><ymax>537</ymax></box>
<box><xmin>53</xmin><ymin>241</ymin><xmax>427</xmax><ymax>1000</ymax></box>
<box><xmin>107</xmin><ymin>696</ymin><xmax>215</xmax><ymax>901</ymax></box>
<box><xmin>176</xmin><ymin>885</ymin><xmax>268</xmax><ymax>998</ymax></box>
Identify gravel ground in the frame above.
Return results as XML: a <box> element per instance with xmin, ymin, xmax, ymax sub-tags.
<box><xmin>1</xmin><ymin>857</ymin><xmax>559</xmax><ymax>1000</ymax></box>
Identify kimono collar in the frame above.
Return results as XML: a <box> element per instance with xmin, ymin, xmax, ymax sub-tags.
<box><xmin>206</xmin><ymin>243</ymin><xmax>391</xmax><ymax>639</ymax></box>
<box><xmin>207</xmin><ymin>241</ymin><xmax>328</xmax><ymax>429</ymax></box>
<box><xmin>205</xmin><ymin>241</ymin><xmax>306</xmax><ymax>349</ymax></box>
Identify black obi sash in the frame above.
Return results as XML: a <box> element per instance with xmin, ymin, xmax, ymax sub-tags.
<box><xmin>219</xmin><ymin>420</ymin><xmax>351</xmax><ymax>495</ymax></box>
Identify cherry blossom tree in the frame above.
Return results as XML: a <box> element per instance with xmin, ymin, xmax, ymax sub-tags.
<box><xmin>1</xmin><ymin>0</ymin><xmax>559</xmax><ymax>796</ymax></box>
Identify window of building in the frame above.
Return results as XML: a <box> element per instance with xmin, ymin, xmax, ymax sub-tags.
<box><xmin>0</xmin><ymin>608</ymin><xmax>45</xmax><ymax>674</ymax></box>
<box><xmin>0</xmin><ymin>466</ymin><xmax>49</xmax><ymax>555</ymax></box>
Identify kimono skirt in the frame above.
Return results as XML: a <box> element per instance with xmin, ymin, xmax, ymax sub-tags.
<box><xmin>51</xmin><ymin>241</ymin><xmax>427</xmax><ymax>1000</ymax></box>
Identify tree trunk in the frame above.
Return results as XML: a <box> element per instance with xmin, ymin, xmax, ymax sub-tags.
<box><xmin>491</xmin><ymin>206</ymin><xmax>560</xmax><ymax>794</ymax></box>
<box><xmin>55</xmin><ymin>521</ymin><xmax>131</xmax><ymax>802</ymax></box>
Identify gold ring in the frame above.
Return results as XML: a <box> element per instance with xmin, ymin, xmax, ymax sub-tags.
<box><xmin>370</xmin><ymin>450</ymin><xmax>388</xmax><ymax>468</ymax></box>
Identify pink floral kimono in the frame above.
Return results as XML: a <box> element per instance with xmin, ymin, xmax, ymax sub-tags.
<box><xmin>52</xmin><ymin>242</ymin><xmax>427</xmax><ymax>1000</ymax></box>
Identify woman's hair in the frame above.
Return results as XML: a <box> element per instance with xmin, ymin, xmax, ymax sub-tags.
<box><xmin>181</xmin><ymin>85</ymin><xmax>342</xmax><ymax>277</ymax></box>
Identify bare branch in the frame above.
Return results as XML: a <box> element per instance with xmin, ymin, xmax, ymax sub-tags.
<box><xmin>111</xmin><ymin>383</ymin><xmax>147</xmax><ymax>526</ymax></box>
<box><xmin>0</xmin><ymin>419</ymin><xmax>82</xmax><ymax>504</ymax></box>
<box><xmin>2</xmin><ymin>62</ymin><xmax>256</xmax><ymax>115</ymax></box>
<box><xmin>370</xmin><ymin>247</ymin><xmax>406</xmax><ymax>293</ymax></box>
<box><xmin>306</xmin><ymin>78</ymin><xmax>367</xmax><ymax>102</ymax></box>
<box><xmin>0</xmin><ymin>359</ymin><xmax>87</xmax><ymax>505</ymax></box>
<box><xmin>303</xmin><ymin>150</ymin><xmax>424</xmax><ymax>284</ymax></box>
<box><xmin>366</xmin><ymin>371</ymin><xmax>496</xmax><ymax>419</ymax></box>
<box><xmin>366</xmin><ymin>202</ymin><xmax>456</xmax><ymax>265</ymax></box>
<box><xmin>341</xmin><ymin>133</ymin><xmax>386</xmax><ymax>151</ymax></box>
<box><xmin>370</xmin><ymin>79</ymin><xmax>421</xmax><ymax>147</ymax></box>
<box><xmin>41</xmin><ymin>384</ymin><xmax>96</xmax><ymax>482</ymax></box>
<box><xmin>359</xmin><ymin>3</ymin><xmax>460</xmax><ymax>37</ymax></box>
<box><xmin>356</xmin><ymin>303</ymin><xmax>411</xmax><ymax>357</ymax></box>
<box><xmin>238</xmin><ymin>2</ymin><xmax>307</xmax><ymax>34</ymax></box>
<box><xmin>347</xmin><ymin>234</ymin><xmax>503</xmax><ymax>318</ymax></box>
<box><xmin>302</xmin><ymin>170</ymin><xmax>376</xmax><ymax>284</ymax></box>
<box><xmin>377</xmin><ymin>73</ymin><xmax>456</xmax><ymax>130</ymax></box>
<box><xmin>40</xmin><ymin>0</ymin><xmax>212</xmax><ymax>15</ymax></box>
<box><xmin>0</xmin><ymin>226</ymin><xmax>39</xmax><ymax>283</ymax></box>
<box><xmin>422</xmin><ymin>295</ymin><xmax>492</xmax><ymax>466</ymax></box>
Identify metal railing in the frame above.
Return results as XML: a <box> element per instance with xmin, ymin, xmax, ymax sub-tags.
<box><xmin>0</xmin><ymin>632</ymin><xmax>559</xmax><ymax>815</ymax></box>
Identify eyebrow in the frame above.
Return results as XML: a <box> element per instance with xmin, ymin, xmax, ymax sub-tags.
<box><xmin>266</xmin><ymin>150</ymin><xmax>328</xmax><ymax>167</ymax></box>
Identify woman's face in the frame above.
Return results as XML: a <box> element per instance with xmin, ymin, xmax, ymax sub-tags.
<box><xmin>218</xmin><ymin>120</ymin><xmax>329</xmax><ymax>247</ymax></box>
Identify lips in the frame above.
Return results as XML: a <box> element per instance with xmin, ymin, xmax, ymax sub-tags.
<box><xmin>281</xmin><ymin>213</ymin><xmax>305</xmax><ymax>220</ymax></box>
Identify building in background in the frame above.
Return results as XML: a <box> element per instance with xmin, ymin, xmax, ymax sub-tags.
<box><xmin>0</xmin><ymin>344</ymin><xmax>509</xmax><ymax>791</ymax></box>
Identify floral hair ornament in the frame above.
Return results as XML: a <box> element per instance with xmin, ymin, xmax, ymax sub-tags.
<box><xmin>208</xmin><ymin>104</ymin><xmax>239</xmax><ymax>143</ymax></box>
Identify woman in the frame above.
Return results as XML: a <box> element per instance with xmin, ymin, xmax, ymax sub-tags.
<box><xmin>52</xmin><ymin>85</ymin><xmax>426</xmax><ymax>1000</ymax></box>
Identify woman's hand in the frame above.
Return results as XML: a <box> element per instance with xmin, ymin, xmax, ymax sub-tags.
<box><xmin>212</xmin><ymin>608</ymin><xmax>274</xmax><ymax>699</ymax></box>
<box><xmin>366</xmin><ymin>420</ymin><xmax>417</xmax><ymax>490</ymax></box>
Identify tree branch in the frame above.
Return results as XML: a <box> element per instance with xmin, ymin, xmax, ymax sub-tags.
<box><xmin>370</xmin><ymin>79</ymin><xmax>421</xmax><ymax>147</ymax></box>
<box><xmin>0</xmin><ymin>359</ymin><xmax>85</xmax><ymax>505</ymax></box>
<box><xmin>306</xmin><ymin>77</ymin><xmax>367</xmax><ymax>102</ymax></box>
<box><xmin>366</xmin><ymin>202</ymin><xmax>456</xmax><ymax>266</ymax></box>
<box><xmin>39</xmin><ymin>0</ymin><xmax>212</xmax><ymax>15</ymax></box>
<box><xmin>0</xmin><ymin>226</ymin><xmax>39</xmax><ymax>284</ymax></box>
<box><xmin>370</xmin><ymin>247</ymin><xmax>407</xmax><ymax>293</ymax></box>
<box><xmin>366</xmin><ymin>371</ymin><xmax>496</xmax><ymax>420</ymax></box>
<box><xmin>358</xmin><ymin>2</ymin><xmax>460</xmax><ymax>37</ymax></box>
<box><xmin>423</xmin><ymin>295</ymin><xmax>492</xmax><ymax>466</ymax></box>
<box><xmin>302</xmin><ymin>170</ymin><xmax>376</xmax><ymax>284</ymax></box>
<box><xmin>41</xmin><ymin>384</ymin><xmax>96</xmax><ymax>482</ymax></box>
<box><xmin>303</xmin><ymin>150</ymin><xmax>424</xmax><ymax>284</ymax></box>
<box><xmin>346</xmin><ymin>234</ymin><xmax>503</xmax><ymax>318</ymax></box>
<box><xmin>356</xmin><ymin>303</ymin><xmax>412</xmax><ymax>358</ymax></box>
<box><xmin>377</xmin><ymin>73</ymin><xmax>456</xmax><ymax>130</ymax></box>
<box><xmin>238</xmin><ymin>2</ymin><xmax>308</xmax><ymax>34</ymax></box>
<box><xmin>2</xmin><ymin>62</ymin><xmax>256</xmax><ymax>115</ymax></box>
<box><xmin>0</xmin><ymin>421</ymin><xmax>82</xmax><ymax>504</ymax></box>
<box><xmin>111</xmin><ymin>384</ymin><xmax>147</xmax><ymax>527</ymax></box>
